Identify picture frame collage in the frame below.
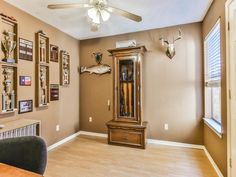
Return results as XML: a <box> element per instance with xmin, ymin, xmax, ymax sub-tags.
<box><xmin>18</xmin><ymin>31</ymin><xmax>70</xmax><ymax>112</ymax></box>
<box><xmin>0</xmin><ymin>13</ymin><xmax>71</xmax><ymax>115</ymax></box>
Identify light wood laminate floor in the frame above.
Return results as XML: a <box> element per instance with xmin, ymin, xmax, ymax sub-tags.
<box><xmin>45</xmin><ymin>135</ymin><xmax>218</xmax><ymax>177</ymax></box>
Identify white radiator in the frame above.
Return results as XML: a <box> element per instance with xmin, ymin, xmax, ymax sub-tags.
<box><xmin>0</xmin><ymin>124</ymin><xmax>38</xmax><ymax>140</ymax></box>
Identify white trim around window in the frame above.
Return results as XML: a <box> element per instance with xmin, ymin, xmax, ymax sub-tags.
<box><xmin>203</xmin><ymin>18</ymin><xmax>223</xmax><ymax>137</ymax></box>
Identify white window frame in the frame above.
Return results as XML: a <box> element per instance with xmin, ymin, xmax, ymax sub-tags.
<box><xmin>203</xmin><ymin>19</ymin><xmax>223</xmax><ymax>138</ymax></box>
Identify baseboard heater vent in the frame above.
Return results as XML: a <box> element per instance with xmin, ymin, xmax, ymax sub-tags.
<box><xmin>0</xmin><ymin>119</ymin><xmax>41</xmax><ymax>140</ymax></box>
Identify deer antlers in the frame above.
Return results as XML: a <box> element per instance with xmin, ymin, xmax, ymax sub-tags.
<box><xmin>160</xmin><ymin>29</ymin><xmax>182</xmax><ymax>45</ymax></box>
<box><xmin>174</xmin><ymin>29</ymin><xmax>182</xmax><ymax>42</ymax></box>
<box><xmin>159</xmin><ymin>29</ymin><xmax>182</xmax><ymax>59</ymax></box>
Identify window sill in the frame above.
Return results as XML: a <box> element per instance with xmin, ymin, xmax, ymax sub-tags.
<box><xmin>203</xmin><ymin>118</ymin><xmax>223</xmax><ymax>139</ymax></box>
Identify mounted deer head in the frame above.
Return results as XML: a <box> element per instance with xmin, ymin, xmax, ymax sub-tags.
<box><xmin>159</xmin><ymin>29</ymin><xmax>182</xmax><ymax>59</ymax></box>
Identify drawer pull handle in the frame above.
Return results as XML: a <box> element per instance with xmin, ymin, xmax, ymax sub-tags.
<box><xmin>122</xmin><ymin>136</ymin><xmax>128</xmax><ymax>140</ymax></box>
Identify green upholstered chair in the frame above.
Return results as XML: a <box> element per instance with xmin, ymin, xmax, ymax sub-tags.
<box><xmin>0</xmin><ymin>136</ymin><xmax>47</xmax><ymax>175</ymax></box>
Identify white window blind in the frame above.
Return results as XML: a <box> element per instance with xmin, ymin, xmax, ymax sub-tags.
<box><xmin>205</xmin><ymin>21</ymin><xmax>221</xmax><ymax>83</ymax></box>
<box><xmin>204</xmin><ymin>19</ymin><xmax>222</xmax><ymax>124</ymax></box>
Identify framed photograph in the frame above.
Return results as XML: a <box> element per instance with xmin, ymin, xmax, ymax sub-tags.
<box><xmin>19</xmin><ymin>38</ymin><xmax>33</xmax><ymax>61</ymax></box>
<box><xmin>60</xmin><ymin>50</ymin><xmax>70</xmax><ymax>86</ymax></box>
<box><xmin>50</xmin><ymin>84</ymin><xmax>59</xmax><ymax>101</ymax></box>
<box><xmin>19</xmin><ymin>100</ymin><xmax>33</xmax><ymax>114</ymax></box>
<box><xmin>19</xmin><ymin>76</ymin><xmax>31</xmax><ymax>86</ymax></box>
<box><xmin>50</xmin><ymin>44</ymin><xmax>59</xmax><ymax>62</ymax></box>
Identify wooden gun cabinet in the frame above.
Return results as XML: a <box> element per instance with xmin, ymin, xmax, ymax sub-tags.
<box><xmin>106</xmin><ymin>46</ymin><xmax>147</xmax><ymax>149</ymax></box>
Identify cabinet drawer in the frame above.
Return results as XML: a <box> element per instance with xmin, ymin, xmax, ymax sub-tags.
<box><xmin>109</xmin><ymin>128</ymin><xmax>143</xmax><ymax>147</ymax></box>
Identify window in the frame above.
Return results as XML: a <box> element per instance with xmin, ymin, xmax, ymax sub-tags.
<box><xmin>204</xmin><ymin>19</ymin><xmax>222</xmax><ymax>124</ymax></box>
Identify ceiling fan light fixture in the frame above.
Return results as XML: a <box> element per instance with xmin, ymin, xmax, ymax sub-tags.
<box><xmin>88</xmin><ymin>8</ymin><xmax>97</xmax><ymax>19</ymax></box>
<box><xmin>48</xmin><ymin>0</ymin><xmax>142</xmax><ymax>32</ymax></box>
<box><xmin>88</xmin><ymin>8</ymin><xmax>100</xmax><ymax>24</ymax></box>
<box><xmin>100</xmin><ymin>10</ymin><xmax>110</xmax><ymax>21</ymax></box>
<box><xmin>90</xmin><ymin>22</ymin><xmax>100</xmax><ymax>32</ymax></box>
<box><xmin>91</xmin><ymin>15</ymin><xmax>100</xmax><ymax>24</ymax></box>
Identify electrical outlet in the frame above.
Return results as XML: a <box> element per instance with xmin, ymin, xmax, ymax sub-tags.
<box><xmin>56</xmin><ymin>125</ymin><xmax>60</xmax><ymax>132</ymax></box>
<box><xmin>89</xmin><ymin>117</ymin><xmax>93</xmax><ymax>122</ymax></box>
<box><xmin>164</xmin><ymin>124</ymin><xmax>168</xmax><ymax>130</ymax></box>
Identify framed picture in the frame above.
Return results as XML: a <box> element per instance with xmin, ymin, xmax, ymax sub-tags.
<box><xmin>50</xmin><ymin>84</ymin><xmax>59</xmax><ymax>101</ymax></box>
<box><xmin>19</xmin><ymin>100</ymin><xmax>33</xmax><ymax>114</ymax></box>
<box><xmin>19</xmin><ymin>38</ymin><xmax>33</xmax><ymax>61</ymax></box>
<box><xmin>19</xmin><ymin>76</ymin><xmax>31</xmax><ymax>86</ymax></box>
<box><xmin>60</xmin><ymin>50</ymin><xmax>70</xmax><ymax>86</ymax></box>
<box><xmin>50</xmin><ymin>44</ymin><xmax>59</xmax><ymax>62</ymax></box>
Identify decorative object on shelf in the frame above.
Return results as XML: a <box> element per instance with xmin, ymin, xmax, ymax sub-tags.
<box><xmin>39</xmin><ymin>66</ymin><xmax>48</xmax><ymax>106</ymax></box>
<box><xmin>1</xmin><ymin>31</ymin><xmax>16</xmax><ymax>63</ymax></box>
<box><xmin>18</xmin><ymin>100</ymin><xmax>33</xmax><ymax>114</ymax></box>
<box><xmin>19</xmin><ymin>76</ymin><xmax>31</xmax><ymax>86</ymax></box>
<box><xmin>2</xmin><ymin>67</ymin><xmax>15</xmax><ymax>112</ymax></box>
<box><xmin>106</xmin><ymin>46</ymin><xmax>147</xmax><ymax>149</ymax></box>
<box><xmin>50</xmin><ymin>84</ymin><xmax>59</xmax><ymax>101</ymax></box>
<box><xmin>0</xmin><ymin>13</ymin><xmax>18</xmax><ymax>64</ymax></box>
<box><xmin>50</xmin><ymin>44</ymin><xmax>59</xmax><ymax>62</ymax></box>
<box><xmin>35</xmin><ymin>31</ymin><xmax>50</xmax><ymax>107</ymax></box>
<box><xmin>40</xmin><ymin>40</ymin><xmax>46</xmax><ymax>62</ymax></box>
<box><xmin>159</xmin><ymin>29</ymin><xmax>182</xmax><ymax>59</ymax></box>
<box><xmin>19</xmin><ymin>38</ymin><xmax>33</xmax><ymax>61</ymax></box>
<box><xmin>36</xmin><ymin>30</ymin><xmax>49</xmax><ymax>63</ymax></box>
<box><xmin>60</xmin><ymin>50</ymin><xmax>70</xmax><ymax>86</ymax></box>
<box><xmin>116</xmin><ymin>40</ymin><xmax>136</xmax><ymax>48</ymax></box>
<box><xmin>80</xmin><ymin>52</ymin><xmax>111</xmax><ymax>75</ymax></box>
<box><xmin>0</xmin><ymin>14</ymin><xmax>18</xmax><ymax>114</ymax></box>
<box><xmin>48</xmin><ymin>0</ymin><xmax>142</xmax><ymax>32</ymax></box>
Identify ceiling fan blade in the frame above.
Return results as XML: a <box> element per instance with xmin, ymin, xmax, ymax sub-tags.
<box><xmin>106</xmin><ymin>6</ymin><xmax>142</xmax><ymax>22</ymax></box>
<box><xmin>48</xmin><ymin>3</ymin><xmax>92</xmax><ymax>9</ymax></box>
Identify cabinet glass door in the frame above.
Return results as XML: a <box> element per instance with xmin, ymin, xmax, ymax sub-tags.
<box><xmin>118</xmin><ymin>59</ymin><xmax>136</xmax><ymax>119</ymax></box>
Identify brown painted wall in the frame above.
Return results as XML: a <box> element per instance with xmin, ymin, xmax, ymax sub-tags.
<box><xmin>202</xmin><ymin>0</ymin><xmax>227</xmax><ymax>176</ymax></box>
<box><xmin>0</xmin><ymin>1</ymin><xmax>80</xmax><ymax>146</ymax></box>
<box><xmin>80</xmin><ymin>23</ymin><xmax>204</xmax><ymax>145</ymax></box>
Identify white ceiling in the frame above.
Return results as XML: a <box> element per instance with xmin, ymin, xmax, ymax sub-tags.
<box><xmin>5</xmin><ymin>0</ymin><xmax>213</xmax><ymax>40</ymax></box>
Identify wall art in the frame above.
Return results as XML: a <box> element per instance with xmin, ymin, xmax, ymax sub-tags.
<box><xmin>0</xmin><ymin>13</ymin><xmax>18</xmax><ymax>114</ymax></box>
<box><xmin>19</xmin><ymin>38</ymin><xmax>33</xmax><ymax>61</ymax></box>
<box><xmin>60</xmin><ymin>50</ymin><xmax>70</xmax><ymax>86</ymax></box>
<box><xmin>35</xmin><ymin>31</ymin><xmax>50</xmax><ymax>107</ymax></box>
<box><xmin>80</xmin><ymin>52</ymin><xmax>111</xmax><ymax>75</ymax></box>
<box><xmin>19</xmin><ymin>76</ymin><xmax>31</xmax><ymax>86</ymax></box>
<box><xmin>50</xmin><ymin>44</ymin><xmax>59</xmax><ymax>62</ymax></box>
<box><xmin>19</xmin><ymin>100</ymin><xmax>33</xmax><ymax>114</ymax></box>
<box><xmin>50</xmin><ymin>84</ymin><xmax>59</xmax><ymax>101</ymax></box>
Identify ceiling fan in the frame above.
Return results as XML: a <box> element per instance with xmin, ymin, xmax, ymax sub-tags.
<box><xmin>48</xmin><ymin>0</ymin><xmax>142</xmax><ymax>32</ymax></box>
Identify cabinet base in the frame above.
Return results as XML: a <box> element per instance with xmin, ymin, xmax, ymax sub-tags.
<box><xmin>106</xmin><ymin>121</ymin><xmax>147</xmax><ymax>149</ymax></box>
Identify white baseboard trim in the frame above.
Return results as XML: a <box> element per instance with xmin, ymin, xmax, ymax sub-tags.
<box><xmin>79</xmin><ymin>132</ymin><xmax>204</xmax><ymax>149</ymax></box>
<box><xmin>203</xmin><ymin>147</ymin><xmax>224</xmax><ymax>177</ymax></box>
<box><xmin>47</xmin><ymin>131</ymin><xmax>81</xmax><ymax>151</ymax></box>
<box><xmin>147</xmin><ymin>139</ymin><xmax>204</xmax><ymax>149</ymax></box>
<box><xmin>46</xmin><ymin>130</ymin><xmax>224</xmax><ymax>177</ymax></box>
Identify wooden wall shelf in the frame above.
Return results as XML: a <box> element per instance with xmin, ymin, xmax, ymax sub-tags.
<box><xmin>35</xmin><ymin>31</ymin><xmax>50</xmax><ymax>108</ymax></box>
<box><xmin>60</xmin><ymin>50</ymin><xmax>70</xmax><ymax>86</ymax></box>
<box><xmin>0</xmin><ymin>14</ymin><xmax>18</xmax><ymax>114</ymax></box>
<box><xmin>0</xmin><ymin>14</ymin><xmax>19</xmax><ymax>64</ymax></box>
